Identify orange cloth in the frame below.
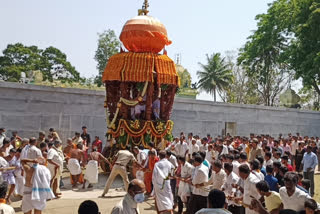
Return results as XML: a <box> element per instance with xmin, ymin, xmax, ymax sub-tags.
<box><xmin>144</xmin><ymin>156</ymin><xmax>159</xmax><ymax>194</ymax></box>
<box><xmin>70</xmin><ymin>173</ymin><xmax>84</xmax><ymax>185</ymax></box>
<box><xmin>102</xmin><ymin>53</ymin><xmax>178</xmax><ymax>86</ymax></box>
<box><xmin>120</xmin><ymin>15</ymin><xmax>171</xmax><ymax>53</ymax></box>
<box><xmin>245</xmin><ymin>144</ymin><xmax>251</xmax><ymax>157</ymax></box>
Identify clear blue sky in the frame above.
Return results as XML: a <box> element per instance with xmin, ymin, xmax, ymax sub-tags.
<box><xmin>0</xmin><ymin>0</ymin><xmax>273</xmax><ymax>100</ymax></box>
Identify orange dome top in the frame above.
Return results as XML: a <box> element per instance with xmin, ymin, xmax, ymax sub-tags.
<box><xmin>120</xmin><ymin>15</ymin><xmax>172</xmax><ymax>53</ymax></box>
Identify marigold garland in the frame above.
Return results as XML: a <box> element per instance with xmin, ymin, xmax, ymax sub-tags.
<box><xmin>108</xmin><ymin>119</ymin><xmax>174</xmax><ymax>140</ymax></box>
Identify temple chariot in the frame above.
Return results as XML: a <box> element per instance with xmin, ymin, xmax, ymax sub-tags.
<box><xmin>102</xmin><ymin>0</ymin><xmax>179</xmax><ymax>151</ymax></box>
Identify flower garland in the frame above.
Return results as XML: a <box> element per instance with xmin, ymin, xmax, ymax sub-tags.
<box><xmin>107</xmin><ymin>120</ymin><xmax>174</xmax><ymax>148</ymax></box>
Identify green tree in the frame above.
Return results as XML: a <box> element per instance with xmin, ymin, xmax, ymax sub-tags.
<box><xmin>238</xmin><ymin>0</ymin><xmax>292</xmax><ymax>106</ymax></box>
<box><xmin>41</xmin><ymin>46</ymin><xmax>80</xmax><ymax>82</ymax></box>
<box><xmin>0</xmin><ymin>43</ymin><xmax>80</xmax><ymax>82</ymax></box>
<box><xmin>289</xmin><ymin>0</ymin><xmax>320</xmax><ymax>96</ymax></box>
<box><xmin>94</xmin><ymin>29</ymin><xmax>120</xmax><ymax>86</ymax></box>
<box><xmin>238</xmin><ymin>0</ymin><xmax>320</xmax><ymax>105</ymax></box>
<box><xmin>197</xmin><ymin>53</ymin><xmax>233</xmax><ymax>102</ymax></box>
<box><xmin>220</xmin><ymin>51</ymin><xmax>261</xmax><ymax>104</ymax></box>
<box><xmin>0</xmin><ymin>43</ymin><xmax>42</xmax><ymax>81</ymax></box>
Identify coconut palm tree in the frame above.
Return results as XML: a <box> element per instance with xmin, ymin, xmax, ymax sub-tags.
<box><xmin>197</xmin><ymin>53</ymin><xmax>233</xmax><ymax>102</ymax></box>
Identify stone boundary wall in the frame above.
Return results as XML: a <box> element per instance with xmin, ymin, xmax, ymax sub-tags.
<box><xmin>0</xmin><ymin>82</ymin><xmax>319</xmax><ymax>143</ymax></box>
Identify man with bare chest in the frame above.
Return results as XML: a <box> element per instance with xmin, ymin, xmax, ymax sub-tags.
<box><xmin>21</xmin><ymin>137</ymin><xmax>54</xmax><ymax>214</ymax></box>
<box><xmin>67</xmin><ymin>144</ymin><xmax>85</xmax><ymax>187</ymax></box>
<box><xmin>63</xmin><ymin>138</ymin><xmax>76</xmax><ymax>162</ymax></box>
<box><xmin>83</xmin><ymin>148</ymin><xmax>112</xmax><ymax>189</ymax></box>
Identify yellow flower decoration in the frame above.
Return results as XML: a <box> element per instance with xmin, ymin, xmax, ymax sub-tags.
<box><xmin>130</xmin><ymin>120</ymin><xmax>140</xmax><ymax>130</ymax></box>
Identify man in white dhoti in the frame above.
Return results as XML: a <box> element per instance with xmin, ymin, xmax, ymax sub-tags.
<box><xmin>133</xmin><ymin>146</ymin><xmax>147</xmax><ymax>181</ymax></box>
<box><xmin>83</xmin><ymin>147</ymin><xmax>111</xmax><ymax>189</ymax></box>
<box><xmin>238</xmin><ymin>164</ymin><xmax>260</xmax><ymax>214</ymax></box>
<box><xmin>21</xmin><ymin>137</ymin><xmax>55</xmax><ymax>214</ymax></box>
<box><xmin>47</xmin><ymin>140</ymin><xmax>63</xmax><ymax>198</ymax></box>
<box><xmin>14</xmin><ymin>148</ymin><xmax>25</xmax><ymax>198</ymax></box>
<box><xmin>152</xmin><ymin>150</ymin><xmax>175</xmax><ymax>214</ymax></box>
<box><xmin>68</xmin><ymin>144</ymin><xmax>85</xmax><ymax>187</ymax></box>
<box><xmin>176</xmin><ymin>155</ymin><xmax>193</xmax><ymax>214</ymax></box>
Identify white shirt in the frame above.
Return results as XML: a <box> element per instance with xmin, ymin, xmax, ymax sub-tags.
<box><xmin>181</xmin><ymin>162</ymin><xmax>194</xmax><ymax>179</ymax></box>
<box><xmin>207</xmin><ymin>169</ymin><xmax>226</xmax><ymax>190</ymax></box>
<box><xmin>26</xmin><ymin>145</ymin><xmax>42</xmax><ymax>160</ymax></box>
<box><xmin>279</xmin><ymin>187</ymin><xmax>310</xmax><ymax>212</ymax></box>
<box><xmin>47</xmin><ymin>148</ymin><xmax>63</xmax><ymax>171</ymax></box>
<box><xmin>291</xmin><ymin>141</ymin><xmax>299</xmax><ymax>155</ymax></box>
<box><xmin>205</xmin><ymin>150</ymin><xmax>213</xmax><ymax>163</ymax></box>
<box><xmin>189</xmin><ymin>144</ymin><xmax>199</xmax><ymax>155</ymax></box>
<box><xmin>196</xmin><ymin>140</ymin><xmax>202</xmax><ymax>147</ymax></box>
<box><xmin>137</xmin><ymin>150</ymin><xmax>147</xmax><ymax>165</ymax></box>
<box><xmin>243</xmin><ymin>173</ymin><xmax>260</xmax><ymax>212</ymax></box>
<box><xmin>5</xmin><ymin>145</ymin><xmax>14</xmax><ymax>156</ymax></box>
<box><xmin>199</xmin><ymin>144</ymin><xmax>208</xmax><ymax>153</ymax></box>
<box><xmin>0</xmin><ymin>133</ymin><xmax>6</xmax><ymax>148</ymax></box>
<box><xmin>221</xmin><ymin>145</ymin><xmax>229</xmax><ymax>155</ymax></box>
<box><xmin>264</xmin><ymin>159</ymin><xmax>273</xmax><ymax>167</ymax></box>
<box><xmin>73</xmin><ymin>136</ymin><xmax>83</xmax><ymax>144</ymax></box>
<box><xmin>316</xmin><ymin>140</ymin><xmax>320</xmax><ymax>149</ymax></box>
<box><xmin>251</xmin><ymin>170</ymin><xmax>264</xmax><ymax>180</ymax></box>
<box><xmin>232</xmin><ymin>160</ymin><xmax>240</xmax><ymax>175</ymax></box>
<box><xmin>20</xmin><ymin>145</ymin><xmax>29</xmax><ymax>160</ymax></box>
<box><xmin>0</xmin><ymin>156</ymin><xmax>8</xmax><ymax>182</ymax></box>
<box><xmin>175</xmin><ymin>142</ymin><xmax>189</xmax><ymax>157</ymax></box>
<box><xmin>223</xmin><ymin>172</ymin><xmax>240</xmax><ymax>206</ymax></box>
<box><xmin>167</xmin><ymin>155</ymin><xmax>178</xmax><ymax>168</ymax></box>
<box><xmin>192</xmin><ymin>163</ymin><xmax>209</xmax><ymax>196</ymax></box>
<box><xmin>0</xmin><ymin>203</ymin><xmax>15</xmax><ymax>214</ymax></box>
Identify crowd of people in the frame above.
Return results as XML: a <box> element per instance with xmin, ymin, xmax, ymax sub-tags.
<box><xmin>0</xmin><ymin>126</ymin><xmax>108</xmax><ymax>214</ymax></box>
<box><xmin>105</xmin><ymin>132</ymin><xmax>320</xmax><ymax>214</ymax></box>
<box><xmin>0</xmin><ymin>126</ymin><xmax>320</xmax><ymax>214</ymax></box>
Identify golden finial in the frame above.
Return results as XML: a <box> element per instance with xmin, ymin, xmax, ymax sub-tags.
<box><xmin>138</xmin><ymin>0</ymin><xmax>149</xmax><ymax>15</ymax></box>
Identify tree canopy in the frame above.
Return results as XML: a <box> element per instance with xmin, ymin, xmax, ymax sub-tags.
<box><xmin>238</xmin><ymin>0</ymin><xmax>320</xmax><ymax>105</ymax></box>
<box><xmin>0</xmin><ymin>43</ymin><xmax>80</xmax><ymax>82</ymax></box>
<box><xmin>94</xmin><ymin>29</ymin><xmax>120</xmax><ymax>86</ymax></box>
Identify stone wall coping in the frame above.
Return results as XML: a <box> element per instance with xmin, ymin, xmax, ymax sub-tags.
<box><xmin>0</xmin><ymin>81</ymin><xmax>105</xmax><ymax>96</ymax></box>
<box><xmin>1</xmin><ymin>81</ymin><xmax>319</xmax><ymax>115</ymax></box>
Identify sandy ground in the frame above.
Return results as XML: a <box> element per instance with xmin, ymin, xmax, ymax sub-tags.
<box><xmin>11</xmin><ymin>172</ymin><xmax>157</xmax><ymax>214</ymax></box>
<box><xmin>9</xmin><ymin>170</ymin><xmax>320</xmax><ymax>214</ymax></box>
